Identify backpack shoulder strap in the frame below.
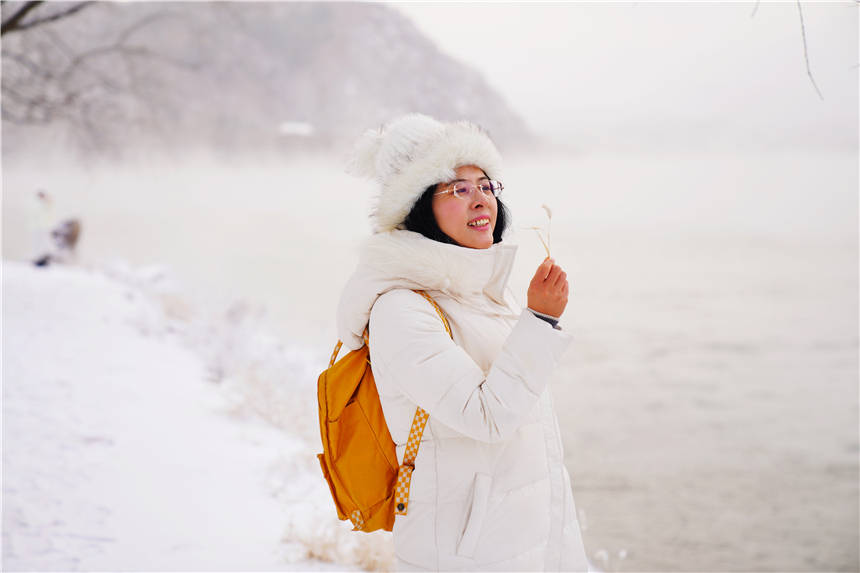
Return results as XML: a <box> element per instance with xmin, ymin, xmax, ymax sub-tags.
<box><xmin>394</xmin><ymin>289</ymin><xmax>451</xmax><ymax>516</ymax></box>
<box><xmin>412</xmin><ymin>289</ymin><xmax>452</xmax><ymax>337</ymax></box>
<box><xmin>327</xmin><ymin>331</ymin><xmax>370</xmax><ymax>368</ymax></box>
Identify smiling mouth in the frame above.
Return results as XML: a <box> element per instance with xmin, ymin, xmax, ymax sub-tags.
<box><xmin>467</xmin><ymin>217</ymin><xmax>490</xmax><ymax>228</ymax></box>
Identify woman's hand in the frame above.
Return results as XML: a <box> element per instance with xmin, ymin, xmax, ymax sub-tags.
<box><xmin>527</xmin><ymin>258</ymin><xmax>569</xmax><ymax>318</ymax></box>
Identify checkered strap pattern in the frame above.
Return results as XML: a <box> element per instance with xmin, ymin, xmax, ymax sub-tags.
<box><xmin>394</xmin><ymin>290</ymin><xmax>452</xmax><ymax>516</ymax></box>
<box><xmin>328</xmin><ymin>340</ymin><xmax>343</xmax><ymax>367</ymax></box>
<box><xmin>349</xmin><ymin>509</ymin><xmax>365</xmax><ymax>530</ymax></box>
<box><xmin>329</xmin><ymin>331</ymin><xmax>370</xmax><ymax>368</ymax></box>
<box><xmin>394</xmin><ymin>406</ymin><xmax>429</xmax><ymax>515</ymax></box>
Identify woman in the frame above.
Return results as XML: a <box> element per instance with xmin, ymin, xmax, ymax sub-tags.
<box><xmin>337</xmin><ymin>114</ymin><xmax>588</xmax><ymax>571</ymax></box>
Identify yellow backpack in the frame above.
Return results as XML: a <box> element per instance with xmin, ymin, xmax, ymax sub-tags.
<box><xmin>316</xmin><ymin>290</ymin><xmax>451</xmax><ymax>532</ymax></box>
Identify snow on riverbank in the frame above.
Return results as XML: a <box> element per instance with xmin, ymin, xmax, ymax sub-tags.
<box><xmin>3</xmin><ymin>259</ymin><xmax>393</xmax><ymax>571</ymax></box>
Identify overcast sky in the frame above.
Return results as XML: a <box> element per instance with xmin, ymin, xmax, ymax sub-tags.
<box><xmin>391</xmin><ymin>2</ymin><xmax>858</xmax><ymax>150</ymax></box>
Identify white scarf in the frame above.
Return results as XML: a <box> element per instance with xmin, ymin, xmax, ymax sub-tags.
<box><xmin>336</xmin><ymin>230</ymin><xmax>519</xmax><ymax>349</ymax></box>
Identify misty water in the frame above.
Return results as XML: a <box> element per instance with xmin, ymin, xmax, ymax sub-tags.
<box><xmin>4</xmin><ymin>149</ymin><xmax>858</xmax><ymax>571</ymax></box>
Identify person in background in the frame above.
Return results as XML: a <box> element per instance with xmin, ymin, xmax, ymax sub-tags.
<box><xmin>31</xmin><ymin>190</ymin><xmax>81</xmax><ymax>267</ymax></box>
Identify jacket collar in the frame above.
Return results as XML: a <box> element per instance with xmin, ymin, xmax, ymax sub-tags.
<box><xmin>336</xmin><ymin>230</ymin><xmax>518</xmax><ymax>349</ymax></box>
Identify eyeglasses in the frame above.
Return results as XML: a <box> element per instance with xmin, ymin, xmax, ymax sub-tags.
<box><xmin>434</xmin><ymin>179</ymin><xmax>504</xmax><ymax>200</ymax></box>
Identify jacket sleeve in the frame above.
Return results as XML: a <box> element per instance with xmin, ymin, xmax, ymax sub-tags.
<box><xmin>368</xmin><ymin>289</ymin><xmax>571</xmax><ymax>443</ymax></box>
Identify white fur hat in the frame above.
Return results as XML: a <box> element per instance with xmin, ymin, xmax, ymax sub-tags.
<box><xmin>348</xmin><ymin>114</ymin><xmax>504</xmax><ymax>233</ymax></box>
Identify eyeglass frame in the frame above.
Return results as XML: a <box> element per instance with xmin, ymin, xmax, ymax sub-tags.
<box><xmin>433</xmin><ymin>179</ymin><xmax>504</xmax><ymax>200</ymax></box>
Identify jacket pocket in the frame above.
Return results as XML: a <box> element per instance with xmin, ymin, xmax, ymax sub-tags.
<box><xmin>456</xmin><ymin>472</ymin><xmax>492</xmax><ymax>558</ymax></box>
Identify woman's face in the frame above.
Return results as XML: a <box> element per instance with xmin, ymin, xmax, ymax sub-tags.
<box><xmin>431</xmin><ymin>164</ymin><xmax>498</xmax><ymax>249</ymax></box>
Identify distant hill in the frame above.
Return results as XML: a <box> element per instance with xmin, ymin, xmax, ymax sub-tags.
<box><xmin>2</xmin><ymin>2</ymin><xmax>533</xmax><ymax>157</ymax></box>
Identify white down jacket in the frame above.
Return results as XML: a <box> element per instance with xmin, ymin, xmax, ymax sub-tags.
<box><xmin>336</xmin><ymin>230</ymin><xmax>588</xmax><ymax>571</ymax></box>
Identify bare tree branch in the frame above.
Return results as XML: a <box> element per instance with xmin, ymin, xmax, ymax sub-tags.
<box><xmin>114</xmin><ymin>10</ymin><xmax>176</xmax><ymax>43</ymax></box>
<box><xmin>750</xmin><ymin>0</ymin><xmax>760</xmax><ymax>18</ymax></box>
<box><xmin>1</xmin><ymin>1</ymin><xmax>200</xmax><ymax>143</ymax></box>
<box><xmin>2</xmin><ymin>48</ymin><xmax>53</xmax><ymax>78</ymax></box>
<box><xmin>796</xmin><ymin>0</ymin><xmax>824</xmax><ymax>100</ymax></box>
<box><xmin>1</xmin><ymin>1</ymin><xmax>43</xmax><ymax>35</ymax></box>
<box><xmin>1</xmin><ymin>1</ymin><xmax>93</xmax><ymax>36</ymax></box>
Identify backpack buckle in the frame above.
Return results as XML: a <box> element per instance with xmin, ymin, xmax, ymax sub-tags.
<box><xmin>394</xmin><ymin>463</ymin><xmax>415</xmax><ymax>515</ymax></box>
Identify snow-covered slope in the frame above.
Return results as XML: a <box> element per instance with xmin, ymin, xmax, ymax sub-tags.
<box><xmin>2</xmin><ymin>259</ymin><xmax>393</xmax><ymax>571</ymax></box>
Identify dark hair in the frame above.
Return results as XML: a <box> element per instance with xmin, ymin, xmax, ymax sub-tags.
<box><xmin>403</xmin><ymin>183</ymin><xmax>510</xmax><ymax>245</ymax></box>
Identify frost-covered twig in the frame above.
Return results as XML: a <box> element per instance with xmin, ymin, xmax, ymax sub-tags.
<box><xmin>522</xmin><ymin>204</ymin><xmax>553</xmax><ymax>258</ymax></box>
<box><xmin>528</xmin><ymin>227</ymin><xmax>550</xmax><ymax>258</ymax></box>
<box><xmin>750</xmin><ymin>0</ymin><xmax>760</xmax><ymax>18</ymax></box>
<box><xmin>796</xmin><ymin>0</ymin><xmax>824</xmax><ymax>100</ymax></box>
<box><xmin>542</xmin><ymin>204</ymin><xmax>552</xmax><ymax>255</ymax></box>
<box><xmin>750</xmin><ymin>0</ymin><xmax>823</xmax><ymax>99</ymax></box>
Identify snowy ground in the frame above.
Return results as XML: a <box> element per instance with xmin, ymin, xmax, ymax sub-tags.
<box><xmin>2</xmin><ymin>259</ymin><xmax>394</xmax><ymax>571</ymax></box>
